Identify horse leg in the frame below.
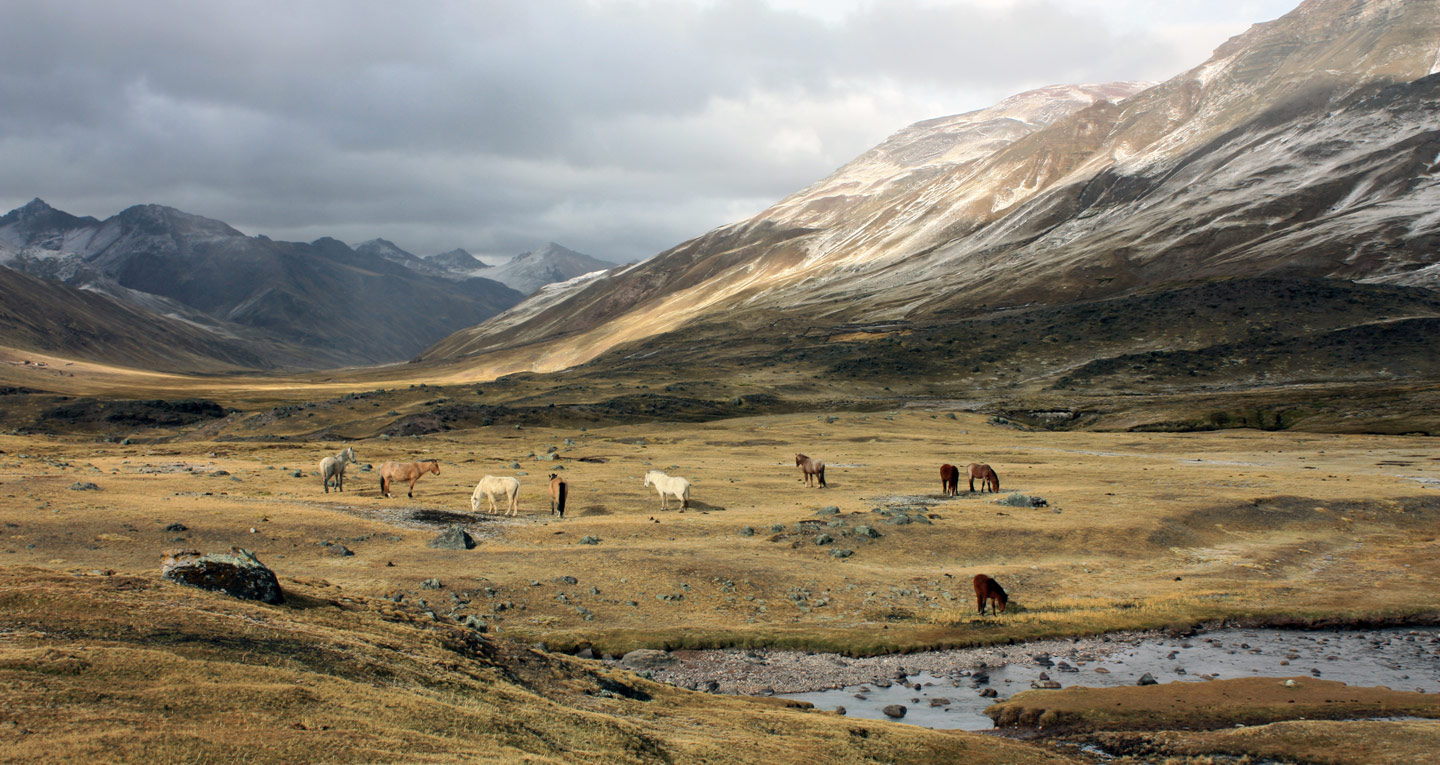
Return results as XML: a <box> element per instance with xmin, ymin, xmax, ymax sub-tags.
<box><xmin>381</xmin><ymin>476</ymin><xmax>389</xmax><ymax>498</ymax></box>
<box><xmin>969</xmin><ymin>476</ymin><xmax>976</xmax><ymax>493</ymax></box>
<box><xmin>408</xmin><ymin>478</ymin><xmax>415</xmax><ymax>499</ymax></box>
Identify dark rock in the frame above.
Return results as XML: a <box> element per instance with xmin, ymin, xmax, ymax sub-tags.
<box><xmin>1137</xmin><ymin>672</ymin><xmax>1158</xmax><ymax>686</ymax></box>
<box><xmin>928</xmin><ymin>698</ymin><xmax>950</xmax><ymax>707</ymax></box>
<box><xmin>814</xmin><ymin>534</ymin><xmax>834</xmax><ymax>546</ymax></box>
<box><xmin>420</xmin><ymin>578</ymin><xmax>442</xmax><ymax>589</ymax></box>
<box><xmin>555</xmin><ymin>575</ymin><xmax>578</xmax><ymax>585</ymax></box>
<box><xmin>830</xmin><ymin>549</ymin><xmax>853</xmax><ymax>559</ymax></box>
<box><xmin>68</xmin><ymin>482</ymin><xmax>100</xmax><ymax>491</ymax></box>
<box><xmin>619</xmin><ymin>649</ymin><xmax>673</xmax><ymax>670</ymax></box>
<box><xmin>853</xmin><ymin>525</ymin><xmax>880</xmax><ymax>538</ymax></box>
<box><xmin>1032</xmin><ymin>680</ymin><xmax>1062</xmax><ymax>689</ymax></box>
<box><xmin>816</xmin><ymin>506</ymin><xmax>840</xmax><ymax>515</ymax></box>
<box><xmin>323</xmin><ymin>544</ymin><xmax>353</xmax><ymax>557</ymax></box>
<box><xmin>428</xmin><ymin>526</ymin><xmax>476</xmax><ymax>550</ymax></box>
<box><xmin>979</xmin><ymin>688</ymin><xmax>998</xmax><ymax>698</ymax></box>
<box><xmin>160</xmin><ymin>548</ymin><xmax>283</xmax><ymax>604</ymax></box>
<box><xmin>881</xmin><ymin>704</ymin><xmax>907</xmax><ymax>719</ymax></box>
<box><xmin>163</xmin><ymin>522</ymin><xmax>188</xmax><ymax>532</ymax></box>
<box><xmin>737</xmin><ymin>526</ymin><xmax>756</xmax><ymax>537</ymax></box>
<box><xmin>834</xmin><ymin>706</ymin><xmax>847</xmax><ymax>715</ymax></box>
<box><xmin>575</xmin><ymin>647</ymin><xmax>597</xmax><ymax>660</ymax></box>
<box><xmin>462</xmin><ymin>615</ymin><xmax>488</xmax><ymax>633</ymax></box>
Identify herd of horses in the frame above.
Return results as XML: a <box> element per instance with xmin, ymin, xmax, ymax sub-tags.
<box><xmin>315</xmin><ymin>447</ymin><xmax>1012</xmax><ymax>613</ymax></box>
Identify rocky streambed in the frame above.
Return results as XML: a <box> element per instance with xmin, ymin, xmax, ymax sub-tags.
<box><xmin>614</xmin><ymin>627</ymin><xmax>1440</xmax><ymax>731</ymax></box>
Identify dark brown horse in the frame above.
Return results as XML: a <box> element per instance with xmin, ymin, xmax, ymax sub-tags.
<box><xmin>967</xmin><ymin>462</ymin><xmax>999</xmax><ymax>493</ymax></box>
<box><xmin>974</xmin><ymin>574</ymin><xmax>1008</xmax><ymax>615</ymax></box>
<box><xmin>549</xmin><ymin>473</ymin><xmax>568</xmax><ymax>518</ymax></box>
<box><xmin>379</xmin><ymin>459</ymin><xmax>439</xmax><ymax>498</ymax></box>
<box><xmin>940</xmin><ymin>464</ymin><xmax>960</xmax><ymax>496</ymax></box>
<box><xmin>796</xmin><ymin>453</ymin><xmax>827</xmax><ymax>488</ymax></box>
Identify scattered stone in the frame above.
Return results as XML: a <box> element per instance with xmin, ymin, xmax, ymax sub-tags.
<box><xmin>68</xmin><ymin>482</ymin><xmax>100</xmax><ymax>491</ymax></box>
<box><xmin>881</xmin><ymin>704</ymin><xmax>907</xmax><ymax>719</ymax></box>
<box><xmin>322</xmin><ymin>543</ymin><xmax>353</xmax><ymax>557</ymax></box>
<box><xmin>816</xmin><ymin>506</ymin><xmax>840</xmax><ymax>516</ymax></box>
<box><xmin>428</xmin><ymin>526</ymin><xmax>476</xmax><ymax>550</ymax></box>
<box><xmin>163</xmin><ymin>523</ymin><xmax>188</xmax><ymax>533</ymax></box>
<box><xmin>555</xmin><ymin>575</ymin><xmax>579</xmax><ymax>585</ymax></box>
<box><xmin>420</xmin><ymin>578</ymin><xmax>443</xmax><ymax>590</ymax></box>
<box><xmin>853</xmin><ymin>525</ymin><xmax>880</xmax><ymax>538</ymax></box>
<box><xmin>834</xmin><ymin>706</ymin><xmax>846</xmax><ymax>715</ymax></box>
<box><xmin>575</xmin><ymin>647</ymin><xmax>595</xmax><ymax>660</ymax></box>
<box><xmin>1137</xmin><ymin>672</ymin><xmax>1158</xmax><ymax>686</ymax></box>
<box><xmin>1032</xmin><ymin>680</ymin><xmax>1062</xmax><ymax>689</ymax></box>
<box><xmin>462</xmin><ymin>615</ymin><xmax>488</xmax><ymax>633</ymax></box>
<box><xmin>160</xmin><ymin>548</ymin><xmax>283</xmax><ymax>604</ymax></box>
<box><xmin>979</xmin><ymin>688</ymin><xmax>998</xmax><ymax>698</ymax></box>
<box><xmin>928</xmin><ymin>698</ymin><xmax>950</xmax><ymax>707</ymax></box>
<box><xmin>578</xmin><ymin>535</ymin><xmax>601</xmax><ymax>545</ymax></box>
<box><xmin>830</xmin><ymin>549</ymin><xmax>853</xmax><ymax>559</ymax></box>
<box><xmin>737</xmin><ymin>526</ymin><xmax>755</xmax><ymax>537</ymax></box>
<box><xmin>814</xmin><ymin>534</ymin><xmax>834</xmax><ymax>546</ymax></box>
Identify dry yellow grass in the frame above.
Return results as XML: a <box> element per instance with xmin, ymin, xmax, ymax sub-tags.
<box><xmin>2</xmin><ymin>409</ymin><xmax>1437</xmax><ymax>656</ymax></box>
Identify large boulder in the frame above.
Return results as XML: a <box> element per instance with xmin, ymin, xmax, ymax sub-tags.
<box><xmin>619</xmin><ymin>648</ymin><xmax>674</xmax><ymax>670</ymax></box>
<box><xmin>428</xmin><ymin>526</ymin><xmax>476</xmax><ymax>550</ymax></box>
<box><xmin>161</xmin><ymin>548</ymin><xmax>283</xmax><ymax>604</ymax></box>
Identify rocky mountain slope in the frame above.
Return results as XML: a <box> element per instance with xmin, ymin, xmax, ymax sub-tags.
<box><xmin>481</xmin><ymin>242</ymin><xmax>615</xmax><ymax>295</ymax></box>
<box><xmin>0</xmin><ymin>200</ymin><xmax>524</xmax><ymax>368</ymax></box>
<box><xmin>422</xmin><ymin>0</ymin><xmax>1440</xmax><ymax>385</ymax></box>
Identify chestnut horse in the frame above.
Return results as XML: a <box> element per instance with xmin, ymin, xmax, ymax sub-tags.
<box><xmin>974</xmin><ymin>574</ymin><xmax>1008</xmax><ymax>615</ymax></box>
<box><xmin>379</xmin><ymin>459</ymin><xmax>439</xmax><ymax>498</ymax></box>
<box><xmin>549</xmin><ymin>473</ymin><xmax>568</xmax><ymax>518</ymax></box>
<box><xmin>940</xmin><ymin>464</ymin><xmax>960</xmax><ymax>496</ymax></box>
<box><xmin>967</xmin><ymin>462</ymin><xmax>999</xmax><ymax>493</ymax></box>
<box><xmin>795</xmin><ymin>453</ymin><xmax>827</xmax><ymax>488</ymax></box>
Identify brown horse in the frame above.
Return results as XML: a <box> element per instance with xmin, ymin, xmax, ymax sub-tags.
<box><xmin>795</xmin><ymin>453</ymin><xmax>827</xmax><ymax>488</ymax></box>
<box><xmin>549</xmin><ymin>473</ymin><xmax>568</xmax><ymax>518</ymax></box>
<box><xmin>379</xmin><ymin>459</ymin><xmax>439</xmax><ymax>498</ymax></box>
<box><xmin>974</xmin><ymin>574</ymin><xmax>1008</xmax><ymax>615</ymax></box>
<box><xmin>967</xmin><ymin>462</ymin><xmax>999</xmax><ymax>493</ymax></box>
<box><xmin>940</xmin><ymin>464</ymin><xmax>960</xmax><ymax>496</ymax></box>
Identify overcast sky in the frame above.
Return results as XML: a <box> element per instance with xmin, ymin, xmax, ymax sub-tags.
<box><xmin>0</xmin><ymin>0</ymin><xmax>1300</xmax><ymax>263</ymax></box>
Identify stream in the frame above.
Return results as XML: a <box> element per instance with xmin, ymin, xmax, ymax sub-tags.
<box><xmin>758</xmin><ymin>627</ymin><xmax>1440</xmax><ymax>730</ymax></box>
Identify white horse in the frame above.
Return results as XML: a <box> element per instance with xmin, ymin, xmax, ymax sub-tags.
<box><xmin>644</xmin><ymin>470</ymin><xmax>691</xmax><ymax>510</ymax></box>
<box><xmin>319</xmin><ymin>447</ymin><xmax>357</xmax><ymax>494</ymax></box>
<box><xmin>471</xmin><ymin>475</ymin><xmax>521</xmax><ymax>516</ymax></box>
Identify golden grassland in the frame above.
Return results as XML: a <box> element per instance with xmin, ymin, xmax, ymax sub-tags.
<box><xmin>2</xmin><ymin>409</ymin><xmax>1437</xmax><ymax>656</ymax></box>
<box><xmin>0</xmin><ymin>567</ymin><xmax>1069</xmax><ymax>764</ymax></box>
<box><xmin>1089</xmin><ymin>719</ymin><xmax>1440</xmax><ymax>765</ymax></box>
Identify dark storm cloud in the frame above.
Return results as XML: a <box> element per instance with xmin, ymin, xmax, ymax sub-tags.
<box><xmin>0</xmin><ymin>0</ymin><xmax>1283</xmax><ymax>261</ymax></box>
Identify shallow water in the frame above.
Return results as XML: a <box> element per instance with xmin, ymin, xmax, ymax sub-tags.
<box><xmin>777</xmin><ymin>627</ymin><xmax>1440</xmax><ymax>730</ymax></box>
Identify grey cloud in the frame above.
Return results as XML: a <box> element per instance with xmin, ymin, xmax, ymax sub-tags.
<box><xmin>0</xmin><ymin>0</ymin><xmax>1282</xmax><ymax>261</ymax></box>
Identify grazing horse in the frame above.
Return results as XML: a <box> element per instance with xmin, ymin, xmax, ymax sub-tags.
<box><xmin>974</xmin><ymin>574</ymin><xmax>1008</xmax><ymax>615</ymax></box>
<box><xmin>472</xmin><ymin>475</ymin><xmax>521</xmax><ymax>516</ymax></box>
<box><xmin>549</xmin><ymin>473</ymin><xmax>568</xmax><ymax>518</ymax></box>
<box><xmin>795</xmin><ymin>453</ymin><xmax>827</xmax><ymax>488</ymax></box>
<box><xmin>939</xmin><ymin>464</ymin><xmax>960</xmax><ymax>497</ymax></box>
<box><xmin>379</xmin><ymin>459</ymin><xmax>440</xmax><ymax>499</ymax></box>
<box><xmin>644</xmin><ymin>470</ymin><xmax>690</xmax><ymax>510</ymax></box>
<box><xmin>967</xmin><ymin>462</ymin><xmax>1000</xmax><ymax>493</ymax></box>
<box><xmin>319</xmin><ymin>447</ymin><xmax>357</xmax><ymax>494</ymax></box>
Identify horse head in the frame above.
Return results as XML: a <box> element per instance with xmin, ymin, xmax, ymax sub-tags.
<box><xmin>428</xmin><ymin>460</ymin><xmax>441</xmax><ymax>475</ymax></box>
<box><xmin>795</xmin><ymin>453</ymin><xmax>806</xmax><ymax>466</ymax></box>
<box><xmin>341</xmin><ymin>447</ymin><xmax>356</xmax><ymax>462</ymax></box>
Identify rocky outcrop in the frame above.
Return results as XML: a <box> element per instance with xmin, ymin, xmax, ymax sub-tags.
<box><xmin>160</xmin><ymin>547</ymin><xmax>284</xmax><ymax>604</ymax></box>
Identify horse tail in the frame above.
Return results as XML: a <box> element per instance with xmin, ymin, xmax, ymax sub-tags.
<box><xmin>557</xmin><ymin>481</ymin><xmax>567</xmax><ymax>517</ymax></box>
<box><xmin>818</xmin><ymin>465</ymin><xmax>827</xmax><ymax>488</ymax></box>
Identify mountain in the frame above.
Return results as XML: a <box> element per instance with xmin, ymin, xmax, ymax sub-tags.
<box><xmin>422</xmin><ymin>0</ymin><xmax>1440</xmax><ymax>382</ymax></box>
<box><xmin>428</xmin><ymin>247</ymin><xmax>492</xmax><ymax>271</ymax></box>
<box><xmin>0</xmin><ymin>264</ymin><xmax>289</xmax><ymax>373</ymax></box>
<box><xmin>0</xmin><ymin>200</ymin><xmax>524</xmax><ymax>368</ymax></box>
<box><xmin>481</xmin><ymin>242</ymin><xmax>615</xmax><ymax>295</ymax></box>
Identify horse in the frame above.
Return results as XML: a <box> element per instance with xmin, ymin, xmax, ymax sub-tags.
<box><xmin>379</xmin><ymin>459</ymin><xmax>439</xmax><ymax>499</ymax></box>
<box><xmin>319</xmin><ymin>446</ymin><xmax>357</xmax><ymax>494</ymax></box>
<box><xmin>795</xmin><ymin>453</ymin><xmax>827</xmax><ymax>488</ymax></box>
<box><xmin>644</xmin><ymin>470</ymin><xmax>690</xmax><ymax>510</ymax></box>
<box><xmin>549</xmin><ymin>473</ymin><xmax>568</xmax><ymax>518</ymax></box>
<box><xmin>472</xmin><ymin>475</ymin><xmax>520</xmax><ymax>516</ymax></box>
<box><xmin>967</xmin><ymin>462</ymin><xmax>1000</xmax><ymax>493</ymax></box>
<box><xmin>974</xmin><ymin>574</ymin><xmax>1008</xmax><ymax>615</ymax></box>
<box><xmin>939</xmin><ymin>463</ymin><xmax>960</xmax><ymax>497</ymax></box>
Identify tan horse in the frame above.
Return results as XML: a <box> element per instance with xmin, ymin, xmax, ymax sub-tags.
<box><xmin>472</xmin><ymin>475</ymin><xmax>520</xmax><ymax>516</ymax></box>
<box><xmin>549</xmin><ymin>473</ymin><xmax>568</xmax><ymax>518</ymax></box>
<box><xmin>974</xmin><ymin>574</ymin><xmax>1008</xmax><ymax>615</ymax></box>
<box><xmin>379</xmin><ymin>459</ymin><xmax>440</xmax><ymax>498</ymax></box>
<box><xmin>967</xmin><ymin>462</ymin><xmax>999</xmax><ymax>493</ymax></box>
<box><xmin>795</xmin><ymin>453</ymin><xmax>827</xmax><ymax>488</ymax></box>
<box><xmin>319</xmin><ymin>446</ymin><xmax>356</xmax><ymax>494</ymax></box>
<box><xmin>939</xmin><ymin>464</ymin><xmax>960</xmax><ymax>496</ymax></box>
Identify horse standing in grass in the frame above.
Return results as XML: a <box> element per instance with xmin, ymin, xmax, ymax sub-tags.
<box><xmin>967</xmin><ymin>462</ymin><xmax>999</xmax><ymax>493</ymax></box>
<box><xmin>319</xmin><ymin>447</ymin><xmax>357</xmax><ymax>494</ymax></box>
<box><xmin>940</xmin><ymin>464</ymin><xmax>960</xmax><ymax>497</ymax></box>
<box><xmin>644</xmin><ymin>470</ymin><xmax>690</xmax><ymax>510</ymax></box>
<box><xmin>379</xmin><ymin>459</ymin><xmax>439</xmax><ymax>499</ymax></box>
<box><xmin>472</xmin><ymin>475</ymin><xmax>521</xmax><ymax>516</ymax></box>
<box><xmin>974</xmin><ymin>574</ymin><xmax>1008</xmax><ymax>615</ymax></box>
<box><xmin>795</xmin><ymin>453</ymin><xmax>827</xmax><ymax>488</ymax></box>
<box><xmin>549</xmin><ymin>473</ymin><xmax>568</xmax><ymax>518</ymax></box>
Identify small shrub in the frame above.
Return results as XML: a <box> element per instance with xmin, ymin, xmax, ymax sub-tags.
<box><xmin>737</xmin><ymin>526</ymin><xmax>755</xmax><ymax>537</ymax></box>
<box><xmin>998</xmin><ymin>493</ymin><xmax>1032</xmax><ymax>507</ymax></box>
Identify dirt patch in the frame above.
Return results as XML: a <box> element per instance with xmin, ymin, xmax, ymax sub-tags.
<box><xmin>409</xmin><ymin>508</ymin><xmax>484</xmax><ymax>526</ymax></box>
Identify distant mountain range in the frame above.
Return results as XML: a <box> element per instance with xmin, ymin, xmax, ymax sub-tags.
<box><xmin>421</xmin><ymin>0</ymin><xmax>1440</xmax><ymax>384</ymax></box>
<box><xmin>0</xmin><ymin>199</ymin><xmax>610</xmax><ymax>370</ymax></box>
